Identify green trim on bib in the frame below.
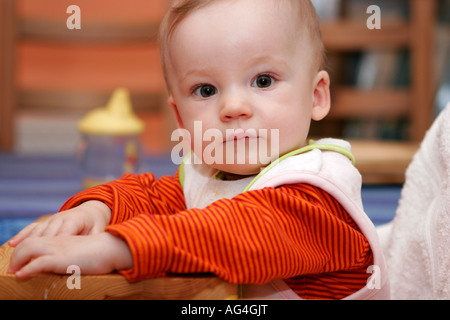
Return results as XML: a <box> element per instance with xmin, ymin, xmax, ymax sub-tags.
<box><xmin>178</xmin><ymin>152</ymin><xmax>192</xmax><ymax>189</ymax></box>
<box><xmin>243</xmin><ymin>142</ymin><xmax>355</xmax><ymax>192</ymax></box>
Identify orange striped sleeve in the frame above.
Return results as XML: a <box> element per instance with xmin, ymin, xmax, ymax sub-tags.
<box><xmin>103</xmin><ymin>181</ymin><xmax>372</xmax><ymax>299</ymax></box>
<box><xmin>59</xmin><ymin>171</ymin><xmax>186</xmax><ymax>224</ymax></box>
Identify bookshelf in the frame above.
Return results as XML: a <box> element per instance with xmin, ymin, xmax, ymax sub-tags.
<box><xmin>313</xmin><ymin>0</ymin><xmax>437</xmax><ymax>184</ymax></box>
<box><xmin>0</xmin><ymin>0</ymin><xmax>172</xmax><ymax>155</ymax></box>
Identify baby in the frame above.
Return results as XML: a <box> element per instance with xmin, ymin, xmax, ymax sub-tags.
<box><xmin>8</xmin><ymin>0</ymin><xmax>388</xmax><ymax>299</ymax></box>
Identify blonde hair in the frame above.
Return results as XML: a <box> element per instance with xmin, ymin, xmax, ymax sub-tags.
<box><xmin>158</xmin><ymin>0</ymin><xmax>325</xmax><ymax>91</ymax></box>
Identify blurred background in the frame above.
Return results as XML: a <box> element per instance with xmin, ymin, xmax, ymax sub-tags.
<box><xmin>0</xmin><ymin>0</ymin><xmax>449</xmax><ymax>243</ymax></box>
<box><xmin>1</xmin><ymin>0</ymin><xmax>172</xmax><ymax>155</ymax></box>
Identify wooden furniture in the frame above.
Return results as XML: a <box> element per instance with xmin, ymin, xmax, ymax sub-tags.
<box><xmin>0</xmin><ymin>0</ymin><xmax>15</xmax><ymax>151</ymax></box>
<box><xmin>0</xmin><ymin>243</ymin><xmax>237</xmax><ymax>300</ymax></box>
<box><xmin>0</xmin><ymin>0</ymin><xmax>174</xmax><ymax>154</ymax></box>
<box><xmin>0</xmin><ymin>216</ymin><xmax>238</xmax><ymax>300</ymax></box>
<box><xmin>348</xmin><ymin>139</ymin><xmax>420</xmax><ymax>184</ymax></box>
<box><xmin>316</xmin><ymin>0</ymin><xmax>437</xmax><ymax>184</ymax></box>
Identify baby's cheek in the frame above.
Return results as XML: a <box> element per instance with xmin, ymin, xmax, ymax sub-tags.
<box><xmin>278</xmin><ymin>127</ymin><xmax>309</xmax><ymax>155</ymax></box>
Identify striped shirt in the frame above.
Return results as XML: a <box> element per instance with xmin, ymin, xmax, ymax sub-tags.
<box><xmin>60</xmin><ymin>171</ymin><xmax>372</xmax><ymax>299</ymax></box>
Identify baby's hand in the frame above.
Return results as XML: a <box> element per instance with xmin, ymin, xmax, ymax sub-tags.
<box><xmin>8</xmin><ymin>232</ymin><xmax>132</xmax><ymax>278</ymax></box>
<box><xmin>8</xmin><ymin>200</ymin><xmax>111</xmax><ymax>247</ymax></box>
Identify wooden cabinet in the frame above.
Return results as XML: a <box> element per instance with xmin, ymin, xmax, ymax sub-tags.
<box><xmin>313</xmin><ymin>0</ymin><xmax>437</xmax><ymax>183</ymax></box>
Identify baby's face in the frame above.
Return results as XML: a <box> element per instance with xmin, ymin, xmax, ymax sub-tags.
<box><xmin>166</xmin><ymin>0</ymin><xmax>329</xmax><ymax>175</ymax></box>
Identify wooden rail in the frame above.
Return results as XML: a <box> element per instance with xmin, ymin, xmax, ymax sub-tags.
<box><xmin>0</xmin><ymin>216</ymin><xmax>238</xmax><ymax>300</ymax></box>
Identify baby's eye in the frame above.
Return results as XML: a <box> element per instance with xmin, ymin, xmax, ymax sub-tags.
<box><xmin>252</xmin><ymin>74</ymin><xmax>274</xmax><ymax>89</ymax></box>
<box><xmin>193</xmin><ymin>85</ymin><xmax>217</xmax><ymax>98</ymax></box>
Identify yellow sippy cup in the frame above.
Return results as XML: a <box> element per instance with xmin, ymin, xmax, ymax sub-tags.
<box><xmin>78</xmin><ymin>88</ymin><xmax>145</xmax><ymax>189</ymax></box>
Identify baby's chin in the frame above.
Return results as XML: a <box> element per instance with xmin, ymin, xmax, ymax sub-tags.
<box><xmin>204</xmin><ymin>149</ymin><xmax>282</xmax><ymax>177</ymax></box>
<box><xmin>210</xmin><ymin>162</ymin><xmax>265</xmax><ymax>178</ymax></box>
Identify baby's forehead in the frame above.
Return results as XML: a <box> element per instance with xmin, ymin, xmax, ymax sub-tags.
<box><xmin>161</xmin><ymin>0</ymin><xmax>324</xmax><ymax>85</ymax></box>
<box><xmin>177</xmin><ymin>1</ymin><xmax>305</xmax><ymax>27</ymax></box>
<box><xmin>174</xmin><ymin>2</ymin><xmax>312</xmax><ymax>53</ymax></box>
<box><xmin>173</xmin><ymin>0</ymin><xmax>311</xmax><ymax>42</ymax></box>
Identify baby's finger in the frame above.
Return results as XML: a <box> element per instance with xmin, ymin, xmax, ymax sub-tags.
<box><xmin>14</xmin><ymin>256</ymin><xmax>59</xmax><ymax>279</ymax></box>
<box><xmin>24</xmin><ymin>221</ymin><xmax>50</xmax><ymax>239</ymax></box>
<box><xmin>8</xmin><ymin>223</ymin><xmax>38</xmax><ymax>247</ymax></box>
<box><xmin>40</xmin><ymin>218</ymin><xmax>64</xmax><ymax>237</ymax></box>
<box><xmin>8</xmin><ymin>238</ymin><xmax>48</xmax><ymax>274</ymax></box>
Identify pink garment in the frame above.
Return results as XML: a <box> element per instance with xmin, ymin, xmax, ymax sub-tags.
<box><xmin>242</xmin><ymin>139</ymin><xmax>390</xmax><ymax>300</ymax></box>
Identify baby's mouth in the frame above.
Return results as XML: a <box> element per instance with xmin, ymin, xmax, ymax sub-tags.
<box><xmin>224</xmin><ymin>128</ymin><xmax>258</xmax><ymax>142</ymax></box>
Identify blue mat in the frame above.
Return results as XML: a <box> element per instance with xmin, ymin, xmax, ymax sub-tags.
<box><xmin>0</xmin><ymin>153</ymin><xmax>399</xmax><ymax>245</ymax></box>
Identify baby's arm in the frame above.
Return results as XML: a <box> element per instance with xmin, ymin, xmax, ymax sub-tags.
<box><xmin>8</xmin><ymin>232</ymin><xmax>132</xmax><ymax>278</ymax></box>
<box><xmin>8</xmin><ymin>200</ymin><xmax>111</xmax><ymax>247</ymax></box>
<box><xmin>10</xmin><ymin>171</ymin><xmax>174</xmax><ymax>247</ymax></box>
<box><xmin>8</xmin><ymin>172</ymin><xmax>181</xmax><ymax>278</ymax></box>
<box><xmin>59</xmin><ymin>172</ymin><xmax>186</xmax><ymax>225</ymax></box>
<box><xmin>105</xmin><ymin>184</ymin><xmax>371</xmax><ymax>284</ymax></box>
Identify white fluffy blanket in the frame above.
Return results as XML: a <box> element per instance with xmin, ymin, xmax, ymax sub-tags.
<box><xmin>377</xmin><ymin>103</ymin><xmax>450</xmax><ymax>299</ymax></box>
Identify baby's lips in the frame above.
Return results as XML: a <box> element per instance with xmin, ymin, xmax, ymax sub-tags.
<box><xmin>224</xmin><ymin>128</ymin><xmax>258</xmax><ymax>141</ymax></box>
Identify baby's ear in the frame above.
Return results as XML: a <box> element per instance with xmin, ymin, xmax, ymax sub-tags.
<box><xmin>168</xmin><ymin>95</ymin><xmax>184</xmax><ymax>129</ymax></box>
<box><xmin>311</xmin><ymin>71</ymin><xmax>331</xmax><ymax>121</ymax></box>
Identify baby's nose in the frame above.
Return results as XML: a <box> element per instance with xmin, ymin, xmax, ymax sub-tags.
<box><xmin>219</xmin><ymin>94</ymin><xmax>253</xmax><ymax>122</ymax></box>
